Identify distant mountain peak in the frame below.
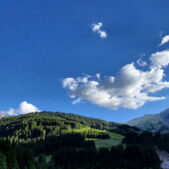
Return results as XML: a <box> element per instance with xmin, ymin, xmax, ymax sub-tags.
<box><xmin>127</xmin><ymin>109</ymin><xmax>169</xmax><ymax>134</ymax></box>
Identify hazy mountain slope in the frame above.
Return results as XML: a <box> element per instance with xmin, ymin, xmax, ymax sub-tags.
<box><xmin>127</xmin><ymin>109</ymin><xmax>169</xmax><ymax>133</ymax></box>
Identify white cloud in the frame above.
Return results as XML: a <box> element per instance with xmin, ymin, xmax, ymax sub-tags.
<box><xmin>150</xmin><ymin>50</ymin><xmax>169</xmax><ymax>68</ymax></box>
<box><xmin>0</xmin><ymin>101</ymin><xmax>41</xmax><ymax>116</ymax></box>
<box><xmin>159</xmin><ymin>35</ymin><xmax>169</xmax><ymax>46</ymax></box>
<box><xmin>96</xmin><ymin>73</ymin><xmax>101</xmax><ymax>79</ymax></box>
<box><xmin>72</xmin><ymin>98</ymin><xmax>82</xmax><ymax>105</ymax></box>
<box><xmin>92</xmin><ymin>22</ymin><xmax>103</xmax><ymax>32</ymax></box>
<box><xmin>62</xmin><ymin>50</ymin><xmax>169</xmax><ymax>110</ymax></box>
<box><xmin>137</xmin><ymin>58</ymin><xmax>147</xmax><ymax>67</ymax></box>
<box><xmin>98</xmin><ymin>30</ymin><xmax>107</xmax><ymax>38</ymax></box>
<box><xmin>91</xmin><ymin>22</ymin><xmax>107</xmax><ymax>39</ymax></box>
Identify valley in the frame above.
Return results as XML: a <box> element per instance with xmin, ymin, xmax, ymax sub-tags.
<box><xmin>0</xmin><ymin>111</ymin><xmax>163</xmax><ymax>169</ymax></box>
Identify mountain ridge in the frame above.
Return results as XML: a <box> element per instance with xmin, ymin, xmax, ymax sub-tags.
<box><xmin>127</xmin><ymin>108</ymin><xmax>169</xmax><ymax>133</ymax></box>
<box><xmin>0</xmin><ymin>111</ymin><xmax>140</xmax><ymax>145</ymax></box>
<box><xmin>0</xmin><ymin>111</ymin><xmax>164</xmax><ymax>169</ymax></box>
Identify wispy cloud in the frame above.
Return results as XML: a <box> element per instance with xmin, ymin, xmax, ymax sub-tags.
<box><xmin>0</xmin><ymin>101</ymin><xmax>41</xmax><ymax>116</ymax></box>
<box><xmin>91</xmin><ymin>22</ymin><xmax>107</xmax><ymax>39</ymax></box>
<box><xmin>159</xmin><ymin>35</ymin><xmax>169</xmax><ymax>46</ymax></box>
<box><xmin>62</xmin><ymin>50</ymin><xmax>169</xmax><ymax>110</ymax></box>
<box><xmin>137</xmin><ymin>58</ymin><xmax>147</xmax><ymax>67</ymax></box>
<box><xmin>72</xmin><ymin>98</ymin><xmax>82</xmax><ymax>105</ymax></box>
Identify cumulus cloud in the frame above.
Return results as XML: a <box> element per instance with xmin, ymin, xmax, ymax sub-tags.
<box><xmin>62</xmin><ymin>50</ymin><xmax>169</xmax><ymax>110</ymax></box>
<box><xmin>150</xmin><ymin>50</ymin><xmax>169</xmax><ymax>68</ymax></box>
<box><xmin>159</xmin><ymin>35</ymin><xmax>169</xmax><ymax>46</ymax></box>
<box><xmin>0</xmin><ymin>101</ymin><xmax>41</xmax><ymax>116</ymax></box>
<box><xmin>92</xmin><ymin>22</ymin><xmax>107</xmax><ymax>38</ymax></box>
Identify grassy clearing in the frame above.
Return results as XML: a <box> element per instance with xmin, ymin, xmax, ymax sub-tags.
<box><xmin>73</xmin><ymin>126</ymin><xmax>105</xmax><ymax>133</ymax></box>
<box><xmin>45</xmin><ymin>155</ymin><xmax>52</xmax><ymax>164</ymax></box>
<box><xmin>94</xmin><ymin>131</ymin><xmax>124</xmax><ymax>148</ymax></box>
<box><xmin>73</xmin><ymin>127</ymin><xmax>124</xmax><ymax>148</ymax></box>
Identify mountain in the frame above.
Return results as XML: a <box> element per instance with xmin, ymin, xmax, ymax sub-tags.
<box><xmin>0</xmin><ymin>111</ymin><xmax>139</xmax><ymax>144</ymax></box>
<box><xmin>0</xmin><ymin>111</ymin><xmax>163</xmax><ymax>169</ymax></box>
<box><xmin>127</xmin><ymin>108</ymin><xmax>169</xmax><ymax>133</ymax></box>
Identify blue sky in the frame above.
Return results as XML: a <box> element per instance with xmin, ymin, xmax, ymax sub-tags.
<box><xmin>0</xmin><ymin>0</ymin><xmax>169</xmax><ymax>122</ymax></box>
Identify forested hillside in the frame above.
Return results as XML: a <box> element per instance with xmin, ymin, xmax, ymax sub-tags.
<box><xmin>0</xmin><ymin>112</ymin><xmax>164</xmax><ymax>169</ymax></box>
<box><xmin>0</xmin><ymin>112</ymin><xmax>139</xmax><ymax>144</ymax></box>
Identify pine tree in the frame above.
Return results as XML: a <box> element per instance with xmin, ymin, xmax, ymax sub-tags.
<box><xmin>0</xmin><ymin>153</ymin><xmax>7</xmax><ymax>169</ymax></box>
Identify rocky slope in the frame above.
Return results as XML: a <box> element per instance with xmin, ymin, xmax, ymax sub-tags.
<box><xmin>157</xmin><ymin>150</ymin><xmax>169</xmax><ymax>169</ymax></box>
<box><xmin>127</xmin><ymin>108</ymin><xmax>169</xmax><ymax>133</ymax></box>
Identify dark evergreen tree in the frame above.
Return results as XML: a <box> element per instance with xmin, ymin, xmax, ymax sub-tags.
<box><xmin>0</xmin><ymin>153</ymin><xmax>7</xmax><ymax>169</ymax></box>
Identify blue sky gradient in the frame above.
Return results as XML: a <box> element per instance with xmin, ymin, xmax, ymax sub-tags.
<box><xmin>0</xmin><ymin>0</ymin><xmax>169</xmax><ymax>122</ymax></box>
